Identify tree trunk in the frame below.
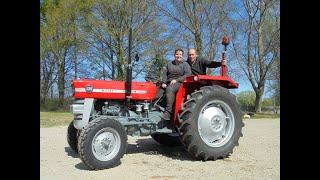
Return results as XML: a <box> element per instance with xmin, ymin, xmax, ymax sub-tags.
<box><xmin>58</xmin><ymin>50</ymin><xmax>67</xmax><ymax>107</ymax></box>
<box><xmin>102</xmin><ymin>61</ymin><xmax>106</xmax><ymax>80</ymax></box>
<box><xmin>110</xmin><ymin>36</ymin><xmax>115</xmax><ymax>80</ymax></box>
<box><xmin>40</xmin><ymin>58</ymin><xmax>54</xmax><ymax>104</ymax></box>
<box><xmin>254</xmin><ymin>86</ymin><xmax>264</xmax><ymax>113</ymax></box>
<box><xmin>194</xmin><ymin>31</ymin><xmax>202</xmax><ymax>56</ymax></box>
<box><xmin>41</xmin><ymin>76</ymin><xmax>49</xmax><ymax>103</ymax></box>
<box><xmin>101</xmin><ymin>42</ymin><xmax>106</xmax><ymax>80</ymax></box>
<box><xmin>74</xmin><ymin>49</ymin><xmax>77</xmax><ymax>79</ymax></box>
<box><xmin>116</xmin><ymin>37</ymin><xmax>124</xmax><ymax>80</ymax></box>
<box><xmin>58</xmin><ymin>65</ymin><xmax>65</xmax><ymax>107</ymax></box>
<box><xmin>50</xmin><ymin>83</ymin><xmax>54</xmax><ymax>99</ymax></box>
<box><xmin>111</xmin><ymin>52</ymin><xmax>115</xmax><ymax>80</ymax></box>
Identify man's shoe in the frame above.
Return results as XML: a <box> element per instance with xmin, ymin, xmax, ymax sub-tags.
<box><xmin>160</xmin><ymin>111</ymin><xmax>171</xmax><ymax>120</ymax></box>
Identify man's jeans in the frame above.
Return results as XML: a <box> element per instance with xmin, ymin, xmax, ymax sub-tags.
<box><xmin>165</xmin><ymin>82</ymin><xmax>182</xmax><ymax>113</ymax></box>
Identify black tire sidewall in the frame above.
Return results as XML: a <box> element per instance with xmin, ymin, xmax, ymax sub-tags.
<box><xmin>79</xmin><ymin>119</ymin><xmax>127</xmax><ymax>170</ymax></box>
<box><xmin>183</xmin><ymin>86</ymin><xmax>242</xmax><ymax>157</ymax></box>
<box><xmin>67</xmin><ymin>121</ymin><xmax>78</xmax><ymax>152</ymax></box>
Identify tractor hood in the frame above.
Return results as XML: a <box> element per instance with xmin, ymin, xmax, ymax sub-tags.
<box><xmin>72</xmin><ymin>79</ymin><xmax>158</xmax><ymax>101</ymax></box>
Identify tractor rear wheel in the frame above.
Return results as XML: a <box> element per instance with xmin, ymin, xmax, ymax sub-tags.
<box><xmin>151</xmin><ymin>133</ymin><xmax>182</xmax><ymax>146</ymax></box>
<box><xmin>67</xmin><ymin>121</ymin><xmax>78</xmax><ymax>153</ymax></box>
<box><xmin>78</xmin><ymin>117</ymin><xmax>127</xmax><ymax>170</ymax></box>
<box><xmin>178</xmin><ymin>85</ymin><xmax>244</xmax><ymax>160</ymax></box>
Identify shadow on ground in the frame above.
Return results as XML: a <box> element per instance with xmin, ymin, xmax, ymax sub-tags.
<box><xmin>66</xmin><ymin>137</ymin><xmax>195</xmax><ymax>170</ymax></box>
<box><xmin>126</xmin><ymin>137</ymin><xmax>195</xmax><ymax>161</ymax></box>
<box><xmin>64</xmin><ymin>147</ymin><xmax>79</xmax><ymax>158</ymax></box>
<box><xmin>64</xmin><ymin>147</ymin><xmax>90</xmax><ymax>170</ymax></box>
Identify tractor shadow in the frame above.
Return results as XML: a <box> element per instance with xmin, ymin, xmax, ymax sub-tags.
<box><xmin>64</xmin><ymin>147</ymin><xmax>79</xmax><ymax>158</ymax></box>
<box><xmin>64</xmin><ymin>147</ymin><xmax>92</xmax><ymax>170</ymax></box>
<box><xmin>126</xmin><ymin>137</ymin><xmax>195</xmax><ymax>161</ymax></box>
<box><xmin>66</xmin><ymin>137</ymin><xmax>196</xmax><ymax>170</ymax></box>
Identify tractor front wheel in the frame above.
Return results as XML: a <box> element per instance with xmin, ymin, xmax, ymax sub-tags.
<box><xmin>78</xmin><ymin>117</ymin><xmax>127</xmax><ymax>170</ymax></box>
<box><xmin>67</xmin><ymin>121</ymin><xmax>79</xmax><ymax>153</ymax></box>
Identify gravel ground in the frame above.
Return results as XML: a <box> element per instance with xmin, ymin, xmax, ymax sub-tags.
<box><xmin>40</xmin><ymin>118</ymin><xmax>280</xmax><ymax>180</ymax></box>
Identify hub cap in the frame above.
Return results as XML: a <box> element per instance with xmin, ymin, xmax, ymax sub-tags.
<box><xmin>198</xmin><ymin>100</ymin><xmax>235</xmax><ymax>147</ymax></box>
<box><xmin>92</xmin><ymin>127</ymin><xmax>121</xmax><ymax>161</ymax></box>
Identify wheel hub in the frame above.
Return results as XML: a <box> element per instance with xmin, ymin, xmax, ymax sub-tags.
<box><xmin>92</xmin><ymin>127</ymin><xmax>121</xmax><ymax>161</ymax></box>
<box><xmin>198</xmin><ymin>100</ymin><xmax>235</xmax><ymax>148</ymax></box>
<box><xmin>210</xmin><ymin>115</ymin><xmax>226</xmax><ymax>132</ymax></box>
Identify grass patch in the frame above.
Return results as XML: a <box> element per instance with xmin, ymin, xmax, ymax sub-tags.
<box><xmin>254</xmin><ymin>113</ymin><xmax>280</xmax><ymax>119</ymax></box>
<box><xmin>40</xmin><ymin>111</ymin><xmax>73</xmax><ymax>127</ymax></box>
<box><xmin>40</xmin><ymin>111</ymin><xmax>279</xmax><ymax>127</ymax></box>
<box><xmin>244</xmin><ymin>113</ymin><xmax>280</xmax><ymax>119</ymax></box>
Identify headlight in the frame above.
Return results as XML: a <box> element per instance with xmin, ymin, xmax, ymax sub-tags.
<box><xmin>193</xmin><ymin>76</ymin><xmax>199</xmax><ymax>81</ymax></box>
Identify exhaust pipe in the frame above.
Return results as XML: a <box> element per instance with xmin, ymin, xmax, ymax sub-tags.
<box><xmin>125</xmin><ymin>28</ymin><xmax>133</xmax><ymax>102</ymax></box>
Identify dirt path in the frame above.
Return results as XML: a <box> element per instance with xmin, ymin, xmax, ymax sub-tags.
<box><xmin>40</xmin><ymin>118</ymin><xmax>280</xmax><ymax>180</ymax></box>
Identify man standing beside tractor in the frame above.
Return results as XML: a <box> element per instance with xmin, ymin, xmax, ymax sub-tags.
<box><xmin>160</xmin><ymin>48</ymin><xmax>192</xmax><ymax>121</ymax></box>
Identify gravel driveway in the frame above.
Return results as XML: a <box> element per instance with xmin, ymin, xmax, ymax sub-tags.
<box><xmin>40</xmin><ymin>118</ymin><xmax>280</xmax><ymax>180</ymax></box>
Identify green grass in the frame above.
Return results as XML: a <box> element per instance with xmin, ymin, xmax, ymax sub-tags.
<box><xmin>40</xmin><ymin>110</ymin><xmax>280</xmax><ymax>127</ymax></box>
<box><xmin>244</xmin><ymin>113</ymin><xmax>280</xmax><ymax>119</ymax></box>
<box><xmin>40</xmin><ymin>111</ymin><xmax>73</xmax><ymax>127</ymax></box>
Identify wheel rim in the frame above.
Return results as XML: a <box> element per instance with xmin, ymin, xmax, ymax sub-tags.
<box><xmin>92</xmin><ymin>127</ymin><xmax>121</xmax><ymax>161</ymax></box>
<box><xmin>198</xmin><ymin>100</ymin><xmax>235</xmax><ymax>148</ymax></box>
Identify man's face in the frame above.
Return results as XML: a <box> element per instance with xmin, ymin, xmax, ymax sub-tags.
<box><xmin>175</xmin><ymin>50</ymin><xmax>183</xmax><ymax>62</ymax></box>
<box><xmin>188</xmin><ymin>49</ymin><xmax>197</xmax><ymax>62</ymax></box>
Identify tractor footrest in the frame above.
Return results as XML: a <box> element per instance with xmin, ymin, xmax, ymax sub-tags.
<box><xmin>155</xmin><ymin>127</ymin><xmax>173</xmax><ymax>133</ymax></box>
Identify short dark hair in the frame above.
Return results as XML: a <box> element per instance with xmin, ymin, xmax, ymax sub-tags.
<box><xmin>174</xmin><ymin>48</ymin><xmax>184</xmax><ymax>55</ymax></box>
<box><xmin>188</xmin><ymin>48</ymin><xmax>197</xmax><ymax>54</ymax></box>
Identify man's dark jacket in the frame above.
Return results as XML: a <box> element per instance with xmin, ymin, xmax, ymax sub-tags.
<box><xmin>161</xmin><ymin>60</ymin><xmax>191</xmax><ymax>83</ymax></box>
<box><xmin>187</xmin><ymin>57</ymin><xmax>221</xmax><ymax>75</ymax></box>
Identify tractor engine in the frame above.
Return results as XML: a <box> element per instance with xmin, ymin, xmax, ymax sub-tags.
<box><xmin>130</xmin><ymin>101</ymin><xmax>150</xmax><ymax>118</ymax></box>
<box><xmin>99</xmin><ymin>100</ymin><xmax>151</xmax><ymax>119</ymax></box>
<box><xmin>101</xmin><ymin>101</ymin><xmax>122</xmax><ymax>116</ymax></box>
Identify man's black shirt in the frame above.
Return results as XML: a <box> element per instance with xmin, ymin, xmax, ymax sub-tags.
<box><xmin>187</xmin><ymin>57</ymin><xmax>222</xmax><ymax>75</ymax></box>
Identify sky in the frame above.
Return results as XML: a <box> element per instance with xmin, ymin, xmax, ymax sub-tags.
<box><xmin>46</xmin><ymin>0</ymin><xmax>277</xmax><ymax>99</ymax></box>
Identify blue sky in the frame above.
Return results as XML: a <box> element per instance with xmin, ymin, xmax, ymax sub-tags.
<box><xmin>49</xmin><ymin>0</ymin><xmax>276</xmax><ymax>99</ymax></box>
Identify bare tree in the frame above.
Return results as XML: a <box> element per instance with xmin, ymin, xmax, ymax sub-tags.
<box><xmin>40</xmin><ymin>0</ymin><xmax>91</xmax><ymax>106</ymax></box>
<box><xmin>151</xmin><ymin>0</ymin><xmax>233</xmax><ymax>62</ymax></box>
<box><xmin>83</xmin><ymin>0</ymin><xmax>161</xmax><ymax>80</ymax></box>
<box><xmin>233</xmin><ymin>0</ymin><xmax>280</xmax><ymax>112</ymax></box>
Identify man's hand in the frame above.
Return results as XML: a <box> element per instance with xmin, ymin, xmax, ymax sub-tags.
<box><xmin>161</xmin><ymin>83</ymin><xmax>167</xmax><ymax>88</ymax></box>
<box><xmin>170</xmin><ymin>79</ymin><xmax>177</xmax><ymax>85</ymax></box>
<box><xmin>221</xmin><ymin>59</ymin><xmax>227</xmax><ymax>66</ymax></box>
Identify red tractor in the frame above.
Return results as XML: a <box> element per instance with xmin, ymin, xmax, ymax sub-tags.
<box><xmin>67</xmin><ymin>35</ymin><xmax>244</xmax><ymax>170</ymax></box>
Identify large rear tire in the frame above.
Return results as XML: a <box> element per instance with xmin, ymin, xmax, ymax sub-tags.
<box><xmin>151</xmin><ymin>133</ymin><xmax>182</xmax><ymax>146</ymax></box>
<box><xmin>67</xmin><ymin>121</ymin><xmax>78</xmax><ymax>153</ymax></box>
<box><xmin>179</xmin><ymin>85</ymin><xmax>244</xmax><ymax>160</ymax></box>
<box><xmin>78</xmin><ymin>117</ymin><xmax>127</xmax><ymax>170</ymax></box>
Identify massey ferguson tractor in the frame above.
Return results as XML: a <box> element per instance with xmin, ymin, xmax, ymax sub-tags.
<box><xmin>67</xmin><ymin>32</ymin><xmax>244</xmax><ymax>170</ymax></box>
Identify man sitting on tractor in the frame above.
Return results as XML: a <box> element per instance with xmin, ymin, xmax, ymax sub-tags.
<box><xmin>160</xmin><ymin>48</ymin><xmax>192</xmax><ymax>121</ymax></box>
<box><xmin>187</xmin><ymin>48</ymin><xmax>226</xmax><ymax>75</ymax></box>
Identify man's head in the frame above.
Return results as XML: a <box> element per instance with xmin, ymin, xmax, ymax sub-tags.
<box><xmin>174</xmin><ymin>48</ymin><xmax>184</xmax><ymax>62</ymax></box>
<box><xmin>188</xmin><ymin>48</ymin><xmax>198</xmax><ymax>63</ymax></box>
